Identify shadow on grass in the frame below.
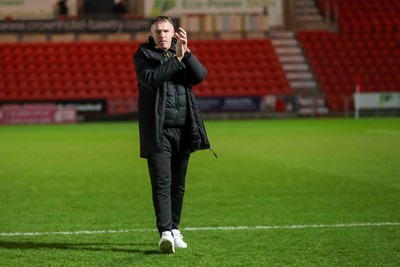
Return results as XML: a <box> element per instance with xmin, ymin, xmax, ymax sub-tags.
<box><xmin>0</xmin><ymin>241</ymin><xmax>160</xmax><ymax>254</ymax></box>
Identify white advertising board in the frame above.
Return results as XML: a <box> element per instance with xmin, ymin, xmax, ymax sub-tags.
<box><xmin>354</xmin><ymin>92</ymin><xmax>400</xmax><ymax>110</ymax></box>
<box><xmin>144</xmin><ymin>0</ymin><xmax>283</xmax><ymax>27</ymax></box>
<box><xmin>0</xmin><ymin>0</ymin><xmax>77</xmax><ymax>19</ymax></box>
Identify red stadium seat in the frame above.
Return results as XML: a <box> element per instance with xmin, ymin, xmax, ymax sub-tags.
<box><xmin>0</xmin><ymin>39</ymin><xmax>291</xmax><ymax>113</ymax></box>
<box><xmin>299</xmin><ymin>23</ymin><xmax>400</xmax><ymax>111</ymax></box>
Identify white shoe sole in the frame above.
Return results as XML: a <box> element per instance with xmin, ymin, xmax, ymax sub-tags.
<box><xmin>174</xmin><ymin>240</ymin><xmax>187</xmax><ymax>249</ymax></box>
<box><xmin>159</xmin><ymin>239</ymin><xmax>175</xmax><ymax>254</ymax></box>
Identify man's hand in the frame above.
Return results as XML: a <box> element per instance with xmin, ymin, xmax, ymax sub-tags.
<box><xmin>175</xmin><ymin>27</ymin><xmax>188</xmax><ymax>61</ymax></box>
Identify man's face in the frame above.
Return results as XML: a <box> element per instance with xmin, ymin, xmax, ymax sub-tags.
<box><xmin>150</xmin><ymin>21</ymin><xmax>175</xmax><ymax>51</ymax></box>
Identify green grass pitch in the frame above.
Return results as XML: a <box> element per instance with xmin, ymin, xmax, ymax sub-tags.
<box><xmin>0</xmin><ymin>118</ymin><xmax>399</xmax><ymax>266</ymax></box>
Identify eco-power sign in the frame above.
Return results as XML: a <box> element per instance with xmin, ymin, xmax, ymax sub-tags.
<box><xmin>144</xmin><ymin>0</ymin><xmax>283</xmax><ymax>27</ymax></box>
<box><xmin>0</xmin><ymin>0</ymin><xmax>77</xmax><ymax>18</ymax></box>
<box><xmin>354</xmin><ymin>92</ymin><xmax>400</xmax><ymax>110</ymax></box>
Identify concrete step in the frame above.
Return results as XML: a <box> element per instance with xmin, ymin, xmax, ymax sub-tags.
<box><xmin>278</xmin><ymin>55</ymin><xmax>306</xmax><ymax>63</ymax></box>
<box><xmin>269</xmin><ymin>31</ymin><xmax>295</xmax><ymax>39</ymax></box>
<box><xmin>297</xmin><ymin>14</ymin><xmax>324</xmax><ymax>23</ymax></box>
<box><xmin>296</xmin><ymin>0</ymin><xmax>317</xmax><ymax>7</ymax></box>
<box><xmin>298</xmin><ymin>106</ymin><xmax>329</xmax><ymax>115</ymax></box>
<box><xmin>290</xmin><ymin>80</ymin><xmax>318</xmax><ymax>89</ymax></box>
<box><xmin>286</xmin><ymin>72</ymin><xmax>314</xmax><ymax>80</ymax></box>
<box><xmin>271</xmin><ymin>39</ymin><xmax>299</xmax><ymax>46</ymax></box>
<box><xmin>275</xmin><ymin>47</ymin><xmax>302</xmax><ymax>55</ymax></box>
<box><xmin>297</xmin><ymin>7</ymin><xmax>320</xmax><ymax>15</ymax></box>
<box><xmin>298</xmin><ymin>97</ymin><xmax>325</xmax><ymax>106</ymax></box>
<box><xmin>283</xmin><ymin>63</ymin><xmax>309</xmax><ymax>71</ymax></box>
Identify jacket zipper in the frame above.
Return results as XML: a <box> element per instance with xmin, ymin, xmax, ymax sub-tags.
<box><xmin>165</xmin><ymin>51</ymin><xmax>180</xmax><ymax>125</ymax></box>
<box><xmin>165</xmin><ymin>50</ymin><xmax>215</xmax><ymax>157</ymax></box>
<box><xmin>174</xmin><ymin>86</ymin><xmax>179</xmax><ymax>125</ymax></box>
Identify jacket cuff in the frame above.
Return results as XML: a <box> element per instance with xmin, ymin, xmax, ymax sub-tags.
<box><xmin>174</xmin><ymin>56</ymin><xmax>186</xmax><ymax>69</ymax></box>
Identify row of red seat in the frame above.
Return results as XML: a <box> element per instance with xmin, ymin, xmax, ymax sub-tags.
<box><xmin>305</xmin><ymin>1</ymin><xmax>400</xmax><ymax>111</ymax></box>
<box><xmin>317</xmin><ymin>0</ymin><xmax>400</xmax><ymax>33</ymax></box>
<box><xmin>0</xmin><ymin>41</ymin><xmax>138</xmax><ymax>55</ymax></box>
<box><xmin>0</xmin><ymin>39</ymin><xmax>291</xmax><ymax>105</ymax></box>
<box><xmin>3</xmin><ymin>28</ymin><xmax>398</xmax><ymax>113</ymax></box>
<box><xmin>299</xmin><ymin>29</ymin><xmax>400</xmax><ymax>110</ymax></box>
<box><xmin>194</xmin><ymin>39</ymin><xmax>290</xmax><ymax>96</ymax></box>
<box><xmin>0</xmin><ymin>40</ymin><xmax>275</xmax><ymax>57</ymax></box>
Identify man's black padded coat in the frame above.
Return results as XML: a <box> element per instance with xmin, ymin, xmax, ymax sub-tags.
<box><xmin>133</xmin><ymin>36</ymin><xmax>211</xmax><ymax>158</ymax></box>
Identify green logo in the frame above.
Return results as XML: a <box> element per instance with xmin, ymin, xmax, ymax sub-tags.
<box><xmin>152</xmin><ymin>0</ymin><xmax>176</xmax><ymax>16</ymax></box>
<box><xmin>379</xmin><ymin>93</ymin><xmax>393</xmax><ymax>106</ymax></box>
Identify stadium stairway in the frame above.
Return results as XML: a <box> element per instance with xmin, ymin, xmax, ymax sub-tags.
<box><xmin>270</xmin><ymin>31</ymin><xmax>328</xmax><ymax>116</ymax></box>
<box><xmin>295</xmin><ymin>0</ymin><xmax>326</xmax><ymax>29</ymax></box>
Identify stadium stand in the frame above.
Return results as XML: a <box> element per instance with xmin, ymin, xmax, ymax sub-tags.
<box><xmin>299</xmin><ymin>30</ymin><xmax>400</xmax><ymax>110</ymax></box>
<box><xmin>1</xmin><ymin>41</ymin><xmax>138</xmax><ymax>115</ymax></box>
<box><xmin>192</xmin><ymin>39</ymin><xmax>291</xmax><ymax>97</ymax></box>
<box><xmin>317</xmin><ymin>0</ymin><xmax>400</xmax><ymax>34</ymax></box>
<box><xmin>298</xmin><ymin>0</ymin><xmax>400</xmax><ymax>111</ymax></box>
<box><xmin>2</xmin><ymin>1</ymin><xmax>399</xmax><ymax>117</ymax></box>
<box><xmin>0</xmin><ymin>39</ymin><xmax>291</xmax><ymax>115</ymax></box>
<box><xmin>1</xmin><ymin>42</ymin><xmax>136</xmax><ymax>99</ymax></box>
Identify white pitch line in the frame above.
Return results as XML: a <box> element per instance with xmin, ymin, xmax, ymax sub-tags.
<box><xmin>367</xmin><ymin>128</ymin><xmax>400</xmax><ymax>136</ymax></box>
<box><xmin>0</xmin><ymin>228</ymin><xmax>156</xmax><ymax>237</ymax></box>
<box><xmin>184</xmin><ymin>222</ymin><xmax>400</xmax><ymax>231</ymax></box>
<box><xmin>1</xmin><ymin>222</ymin><xmax>399</xmax><ymax>237</ymax></box>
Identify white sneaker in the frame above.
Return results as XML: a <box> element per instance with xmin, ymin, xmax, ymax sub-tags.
<box><xmin>159</xmin><ymin>231</ymin><xmax>175</xmax><ymax>254</ymax></box>
<box><xmin>172</xmin><ymin>229</ymin><xmax>188</xmax><ymax>249</ymax></box>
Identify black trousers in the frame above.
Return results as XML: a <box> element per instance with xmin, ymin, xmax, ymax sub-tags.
<box><xmin>147</xmin><ymin>127</ymin><xmax>190</xmax><ymax>235</ymax></box>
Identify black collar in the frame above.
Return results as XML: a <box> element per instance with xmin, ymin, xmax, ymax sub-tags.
<box><xmin>147</xmin><ymin>36</ymin><xmax>177</xmax><ymax>53</ymax></box>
